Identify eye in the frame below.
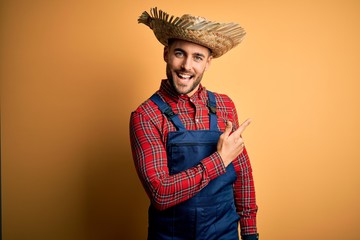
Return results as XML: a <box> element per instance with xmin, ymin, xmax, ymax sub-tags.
<box><xmin>174</xmin><ymin>51</ymin><xmax>184</xmax><ymax>58</ymax></box>
<box><xmin>194</xmin><ymin>56</ymin><xmax>203</xmax><ymax>62</ymax></box>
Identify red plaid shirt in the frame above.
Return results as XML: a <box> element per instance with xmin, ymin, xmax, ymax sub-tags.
<box><xmin>130</xmin><ymin>80</ymin><xmax>258</xmax><ymax>236</ymax></box>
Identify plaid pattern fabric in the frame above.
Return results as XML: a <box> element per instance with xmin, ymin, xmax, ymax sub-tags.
<box><xmin>130</xmin><ymin>80</ymin><xmax>258</xmax><ymax>235</ymax></box>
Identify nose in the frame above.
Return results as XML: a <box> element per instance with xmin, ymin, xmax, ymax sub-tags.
<box><xmin>181</xmin><ymin>57</ymin><xmax>192</xmax><ymax>71</ymax></box>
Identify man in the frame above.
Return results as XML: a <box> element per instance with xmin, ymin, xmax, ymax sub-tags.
<box><xmin>130</xmin><ymin>7</ymin><xmax>259</xmax><ymax>240</ymax></box>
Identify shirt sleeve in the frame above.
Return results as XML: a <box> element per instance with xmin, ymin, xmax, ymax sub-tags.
<box><xmin>230</xmin><ymin>102</ymin><xmax>258</xmax><ymax>236</ymax></box>
<box><xmin>129</xmin><ymin>110</ymin><xmax>226</xmax><ymax>211</ymax></box>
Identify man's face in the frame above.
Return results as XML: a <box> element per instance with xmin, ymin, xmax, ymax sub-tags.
<box><xmin>164</xmin><ymin>39</ymin><xmax>212</xmax><ymax>97</ymax></box>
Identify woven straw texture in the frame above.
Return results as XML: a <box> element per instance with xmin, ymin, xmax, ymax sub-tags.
<box><xmin>138</xmin><ymin>7</ymin><xmax>246</xmax><ymax>58</ymax></box>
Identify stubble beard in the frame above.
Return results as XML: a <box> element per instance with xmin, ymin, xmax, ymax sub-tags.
<box><xmin>166</xmin><ymin>64</ymin><xmax>204</xmax><ymax>96</ymax></box>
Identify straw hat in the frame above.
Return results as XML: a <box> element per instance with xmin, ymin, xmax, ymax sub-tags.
<box><xmin>138</xmin><ymin>7</ymin><xmax>246</xmax><ymax>58</ymax></box>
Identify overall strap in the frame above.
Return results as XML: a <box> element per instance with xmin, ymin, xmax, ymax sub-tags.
<box><xmin>207</xmin><ymin>91</ymin><xmax>219</xmax><ymax>131</ymax></box>
<box><xmin>150</xmin><ymin>93</ymin><xmax>186</xmax><ymax>131</ymax></box>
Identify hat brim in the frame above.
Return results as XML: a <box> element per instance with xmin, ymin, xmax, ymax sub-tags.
<box><xmin>138</xmin><ymin>8</ymin><xmax>246</xmax><ymax>58</ymax></box>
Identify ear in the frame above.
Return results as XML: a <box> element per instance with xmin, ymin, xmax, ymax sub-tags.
<box><xmin>205</xmin><ymin>55</ymin><xmax>213</xmax><ymax>71</ymax></box>
<box><xmin>163</xmin><ymin>46</ymin><xmax>169</xmax><ymax>63</ymax></box>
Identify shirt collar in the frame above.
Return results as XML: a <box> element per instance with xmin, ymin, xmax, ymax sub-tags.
<box><xmin>159</xmin><ymin>79</ymin><xmax>207</xmax><ymax>103</ymax></box>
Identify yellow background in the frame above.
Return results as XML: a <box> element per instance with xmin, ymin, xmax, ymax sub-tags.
<box><xmin>2</xmin><ymin>0</ymin><xmax>360</xmax><ymax>239</ymax></box>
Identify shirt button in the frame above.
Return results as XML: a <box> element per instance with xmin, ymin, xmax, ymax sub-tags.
<box><xmin>195</xmin><ymin>119</ymin><xmax>199</xmax><ymax>123</ymax></box>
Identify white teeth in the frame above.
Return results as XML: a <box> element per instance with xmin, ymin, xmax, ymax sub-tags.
<box><xmin>178</xmin><ymin>73</ymin><xmax>191</xmax><ymax>79</ymax></box>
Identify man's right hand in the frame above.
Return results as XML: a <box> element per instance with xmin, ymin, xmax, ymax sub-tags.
<box><xmin>217</xmin><ymin>119</ymin><xmax>251</xmax><ymax>167</ymax></box>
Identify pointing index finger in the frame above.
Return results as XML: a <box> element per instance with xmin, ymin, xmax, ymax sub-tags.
<box><xmin>235</xmin><ymin>118</ymin><xmax>252</xmax><ymax>136</ymax></box>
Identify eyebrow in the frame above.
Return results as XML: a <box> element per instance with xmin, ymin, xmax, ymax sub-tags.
<box><xmin>193</xmin><ymin>53</ymin><xmax>206</xmax><ymax>58</ymax></box>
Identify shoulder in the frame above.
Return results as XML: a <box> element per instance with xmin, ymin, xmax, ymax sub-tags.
<box><xmin>209</xmin><ymin>91</ymin><xmax>236</xmax><ymax>109</ymax></box>
<box><xmin>132</xmin><ymin>97</ymin><xmax>159</xmax><ymax>119</ymax></box>
<box><xmin>208</xmin><ymin>90</ymin><xmax>239</xmax><ymax>128</ymax></box>
<box><xmin>130</xmin><ymin>95</ymin><xmax>164</xmax><ymax>128</ymax></box>
<box><xmin>132</xmin><ymin>98</ymin><xmax>156</xmax><ymax>116</ymax></box>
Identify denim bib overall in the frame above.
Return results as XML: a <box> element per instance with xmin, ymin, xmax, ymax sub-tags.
<box><xmin>148</xmin><ymin>91</ymin><xmax>240</xmax><ymax>240</ymax></box>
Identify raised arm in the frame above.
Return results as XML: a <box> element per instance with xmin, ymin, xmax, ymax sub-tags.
<box><xmin>130</xmin><ymin>111</ymin><xmax>226</xmax><ymax>210</ymax></box>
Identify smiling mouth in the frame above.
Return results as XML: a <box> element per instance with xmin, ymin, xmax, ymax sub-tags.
<box><xmin>176</xmin><ymin>72</ymin><xmax>193</xmax><ymax>80</ymax></box>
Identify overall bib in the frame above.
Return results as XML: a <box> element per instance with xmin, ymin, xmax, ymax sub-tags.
<box><xmin>148</xmin><ymin>91</ymin><xmax>240</xmax><ymax>240</ymax></box>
